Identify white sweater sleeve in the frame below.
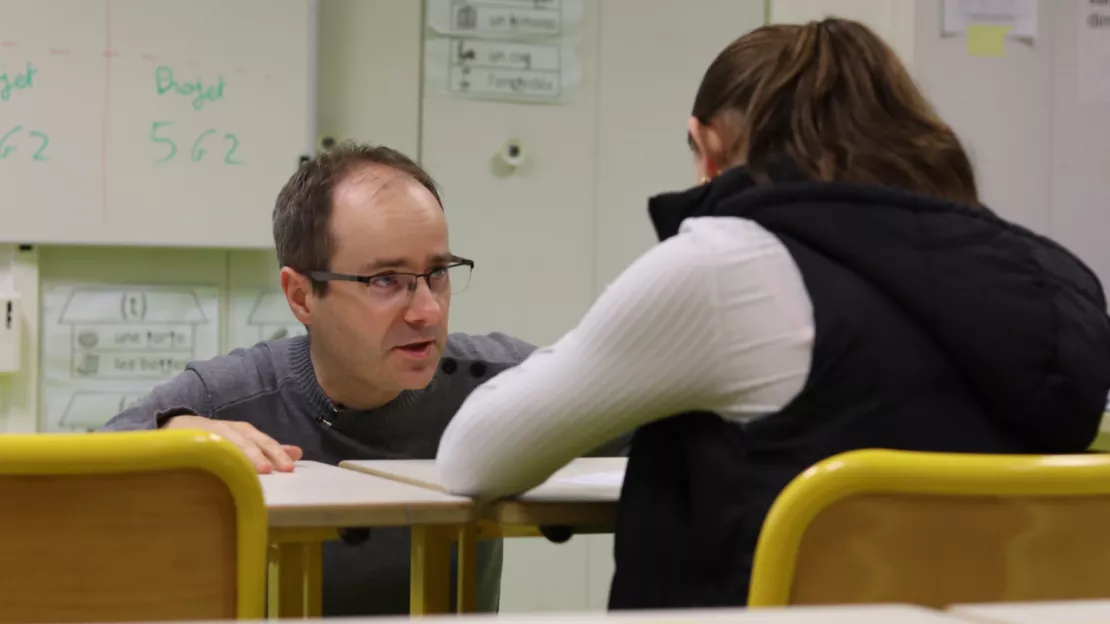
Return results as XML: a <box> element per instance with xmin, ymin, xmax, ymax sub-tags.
<box><xmin>436</xmin><ymin>217</ymin><xmax>815</xmax><ymax>499</ymax></box>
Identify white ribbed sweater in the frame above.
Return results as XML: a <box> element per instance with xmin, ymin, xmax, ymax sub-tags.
<box><xmin>436</xmin><ymin>217</ymin><xmax>816</xmax><ymax>498</ymax></box>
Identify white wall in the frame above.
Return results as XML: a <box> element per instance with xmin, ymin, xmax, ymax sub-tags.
<box><xmin>770</xmin><ymin>0</ymin><xmax>915</xmax><ymax>65</ymax></box>
<box><xmin>595</xmin><ymin>0</ymin><xmax>768</xmax><ymax>290</ymax></box>
<box><xmin>316</xmin><ymin>0</ymin><xmax>422</xmax><ymax>158</ymax></box>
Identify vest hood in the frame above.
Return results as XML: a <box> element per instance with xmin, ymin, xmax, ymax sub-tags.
<box><xmin>649</xmin><ymin>166</ymin><xmax>1110</xmax><ymax>451</ymax></box>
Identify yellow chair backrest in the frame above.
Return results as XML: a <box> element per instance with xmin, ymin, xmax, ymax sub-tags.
<box><xmin>749</xmin><ymin>449</ymin><xmax>1110</xmax><ymax>608</ymax></box>
<box><xmin>0</xmin><ymin>429</ymin><xmax>266</xmax><ymax>622</ymax></box>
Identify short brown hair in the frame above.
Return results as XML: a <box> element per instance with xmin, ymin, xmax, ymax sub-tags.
<box><xmin>272</xmin><ymin>141</ymin><xmax>441</xmax><ymax>295</ymax></box>
<box><xmin>692</xmin><ymin>18</ymin><xmax>978</xmax><ymax>205</ymax></box>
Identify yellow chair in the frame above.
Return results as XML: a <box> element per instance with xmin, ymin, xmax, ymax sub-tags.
<box><xmin>0</xmin><ymin>429</ymin><xmax>266</xmax><ymax>622</ymax></box>
<box><xmin>1090</xmin><ymin>427</ymin><xmax>1110</xmax><ymax>451</ymax></box>
<box><xmin>748</xmin><ymin>449</ymin><xmax>1110</xmax><ymax>608</ymax></box>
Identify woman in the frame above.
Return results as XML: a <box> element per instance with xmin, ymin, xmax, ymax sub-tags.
<box><xmin>436</xmin><ymin>18</ymin><xmax>1110</xmax><ymax>609</ymax></box>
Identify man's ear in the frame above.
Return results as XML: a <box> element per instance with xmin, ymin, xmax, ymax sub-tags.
<box><xmin>280</xmin><ymin>267</ymin><xmax>314</xmax><ymax>325</ymax></box>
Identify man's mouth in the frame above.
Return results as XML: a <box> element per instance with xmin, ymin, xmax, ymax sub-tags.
<box><xmin>394</xmin><ymin>340</ymin><xmax>434</xmax><ymax>358</ymax></box>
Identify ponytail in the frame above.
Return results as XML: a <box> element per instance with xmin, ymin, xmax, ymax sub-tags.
<box><xmin>691</xmin><ymin>18</ymin><xmax>979</xmax><ymax>205</ymax></box>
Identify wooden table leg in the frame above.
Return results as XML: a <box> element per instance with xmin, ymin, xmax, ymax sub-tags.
<box><xmin>268</xmin><ymin>528</ymin><xmax>334</xmax><ymax>619</ymax></box>
<box><xmin>410</xmin><ymin>525</ymin><xmax>454</xmax><ymax>615</ymax></box>
<box><xmin>456</xmin><ymin>524</ymin><xmax>478</xmax><ymax>613</ymax></box>
<box><xmin>475</xmin><ymin>519</ymin><xmax>541</xmax><ymax>539</ymax></box>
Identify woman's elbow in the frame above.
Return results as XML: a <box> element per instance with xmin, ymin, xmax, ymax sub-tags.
<box><xmin>437</xmin><ymin>458</ymin><xmax>528</xmax><ymax>502</ymax></box>
<box><xmin>442</xmin><ymin>474</ymin><xmax>515</xmax><ymax>502</ymax></box>
<box><xmin>436</xmin><ymin>452</ymin><xmax>498</xmax><ymax>498</ymax></box>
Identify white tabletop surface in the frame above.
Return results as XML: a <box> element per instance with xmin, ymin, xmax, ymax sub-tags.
<box><xmin>340</xmin><ymin>457</ymin><xmax>627</xmax><ymax>503</ymax></box>
<box><xmin>136</xmin><ymin>604</ymin><xmax>969</xmax><ymax>623</ymax></box>
<box><xmin>949</xmin><ymin>600</ymin><xmax>1110</xmax><ymax>624</ymax></box>
<box><xmin>341</xmin><ymin>457</ymin><xmax>626</xmax><ymax>527</ymax></box>
<box><xmin>258</xmin><ymin>460</ymin><xmax>473</xmax><ymax>528</ymax></box>
<box><xmin>421</xmin><ymin>604</ymin><xmax>967</xmax><ymax>623</ymax></box>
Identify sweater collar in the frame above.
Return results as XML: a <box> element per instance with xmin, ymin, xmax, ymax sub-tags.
<box><xmin>289</xmin><ymin>334</ymin><xmax>336</xmax><ymax>416</ymax></box>
<box><xmin>287</xmin><ymin>334</ymin><xmax>422</xmax><ymax>424</ymax></box>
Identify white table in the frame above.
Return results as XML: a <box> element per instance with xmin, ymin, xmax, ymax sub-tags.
<box><xmin>261</xmin><ymin>459</ymin><xmax>472</xmax><ymax>528</ymax></box>
<box><xmin>497</xmin><ymin>604</ymin><xmax>967</xmax><ymax>623</ymax></box>
<box><xmin>138</xmin><ymin>604</ymin><xmax>968</xmax><ymax>623</ymax></box>
<box><xmin>949</xmin><ymin>600</ymin><xmax>1110</xmax><ymax>623</ymax></box>
<box><xmin>393</xmin><ymin>604</ymin><xmax>968</xmax><ymax>623</ymax></box>
<box><xmin>340</xmin><ymin>457</ymin><xmax>626</xmax><ymax>527</ymax></box>
<box><xmin>258</xmin><ymin>461</ymin><xmax>475</xmax><ymax>617</ymax></box>
<box><xmin>339</xmin><ymin>458</ymin><xmax>625</xmax><ymax>613</ymax></box>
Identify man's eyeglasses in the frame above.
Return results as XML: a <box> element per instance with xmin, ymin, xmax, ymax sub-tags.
<box><xmin>308</xmin><ymin>256</ymin><xmax>474</xmax><ymax>303</ymax></box>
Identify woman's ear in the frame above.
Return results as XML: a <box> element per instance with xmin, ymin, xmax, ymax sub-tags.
<box><xmin>687</xmin><ymin>116</ymin><xmax>727</xmax><ymax>182</ymax></box>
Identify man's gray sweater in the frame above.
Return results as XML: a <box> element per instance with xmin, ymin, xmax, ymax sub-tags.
<box><xmin>100</xmin><ymin>332</ymin><xmax>535</xmax><ymax>616</ymax></box>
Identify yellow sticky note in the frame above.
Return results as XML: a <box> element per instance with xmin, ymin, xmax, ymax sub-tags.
<box><xmin>967</xmin><ymin>24</ymin><xmax>1010</xmax><ymax>58</ymax></box>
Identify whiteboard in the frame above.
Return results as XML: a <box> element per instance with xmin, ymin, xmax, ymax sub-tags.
<box><xmin>0</xmin><ymin>0</ymin><xmax>311</xmax><ymax>247</ymax></box>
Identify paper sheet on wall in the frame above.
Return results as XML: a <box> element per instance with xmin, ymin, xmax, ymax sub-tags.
<box><xmin>1078</xmin><ymin>0</ymin><xmax>1110</xmax><ymax>104</ymax></box>
<box><xmin>425</xmin><ymin>0</ymin><xmax>584</xmax><ymax>38</ymax></box>
<box><xmin>227</xmin><ymin>289</ymin><xmax>306</xmax><ymax>351</ymax></box>
<box><xmin>423</xmin><ymin>0</ymin><xmax>583</xmax><ymax>104</ymax></box>
<box><xmin>943</xmin><ymin>0</ymin><xmax>1037</xmax><ymax>39</ymax></box>
<box><xmin>967</xmin><ymin>24</ymin><xmax>1011</xmax><ymax>57</ymax></box>
<box><xmin>41</xmin><ymin>283</ymin><xmax>220</xmax><ymax>432</ymax></box>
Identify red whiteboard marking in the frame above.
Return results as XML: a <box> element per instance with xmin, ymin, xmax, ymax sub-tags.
<box><xmin>103</xmin><ymin>49</ymin><xmax>119</xmax><ymax>58</ymax></box>
<box><xmin>264</xmin><ymin>73</ymin><xmax>276</xmax><ymax>81</ymax></box>
<box><xmin>0</xmin><ymin>41</ymin><xmax>18</xmax><ymax>47</ymax></box>
<box><xmin>141</xmin><ymin>53</ymin><xmax>157</xmax><ymax>62</ymax></box>
<box><xmin>48</xmin><ymin>48</ymin><xmax>71</xmax><ymax>55</ymax></box>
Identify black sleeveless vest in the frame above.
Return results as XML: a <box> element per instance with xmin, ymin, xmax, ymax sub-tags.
<box><xmin>607</xmin><ymin>167</ymin><xmax>1110</xmax><ymax>609</ymax></box>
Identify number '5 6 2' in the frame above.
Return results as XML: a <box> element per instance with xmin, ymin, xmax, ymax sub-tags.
<box><xmin>150</xmin><ymin>121</ymin><xmax>244</xmax><ymax>165</ymax></box>
<box><xmin>0</xmin><ymin>125</ymin><xmax>50</xmax><ymax>161</ymax></box>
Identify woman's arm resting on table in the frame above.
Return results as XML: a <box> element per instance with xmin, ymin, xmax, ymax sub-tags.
<box><xmin>436</xmin><ymin>218</ymin><xmax>814</xmax><ymax>499</ymax></box>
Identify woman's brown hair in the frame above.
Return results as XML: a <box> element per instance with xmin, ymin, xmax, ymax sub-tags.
<box><xmin>692</xmin><ymin>18</ymin><xmax>979</xmax><ymax>205</ymax></box>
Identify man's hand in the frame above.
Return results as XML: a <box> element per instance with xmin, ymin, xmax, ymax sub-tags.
<box><xmin>164</xmin><ymin>415</ymin><xmax>304</xmax><ymax>474</ymax></box>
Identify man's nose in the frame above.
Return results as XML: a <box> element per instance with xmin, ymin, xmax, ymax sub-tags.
<box><xmin>404</xmin><ymin>278</ymin><xmax>444</xmax><ymax>325</ymax></box>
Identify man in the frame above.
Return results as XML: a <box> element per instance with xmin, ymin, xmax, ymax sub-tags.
<box><xmin>101</xmin><ymin>142</ymin><xmax>553</xmax><ymax>615</ymax></box>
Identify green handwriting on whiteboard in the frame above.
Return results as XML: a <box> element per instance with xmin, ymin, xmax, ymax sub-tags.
<box><xmin>0</xmin><ymin>62</ymin><xmax>37</xmax><ymax>102</ymax></box>
<box><xmin>191</xmin><ymin>128</ymin><xmax>215</xmax><ymax>161</ymax></box>
<box><xmin>223</xmin><ymin>133</ymin><xmax>243</xmax><ymax>164</ymax></box>
<box><xmin>0</xmin><ymin>124</ymin><xmax>50</xmax><ymax>161</ymax></box>
<box><xmin>150</xmin><ymin>121</ymin><xmax>177</xmax><ymax>163</ymax></box>
<box><xmin>150</xmin><ymin>121</ymin><xmax>244</xmax><ymax>165</ymax></box>
<box><xmin>28</xmin><ymin>130</ymin><xmax>48</xmax><ymax>160</ymax></box>
<box><xmin>155</xmin><ymin>66</ymin><xmax>225</xmax><ymax>111</ymax></box>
